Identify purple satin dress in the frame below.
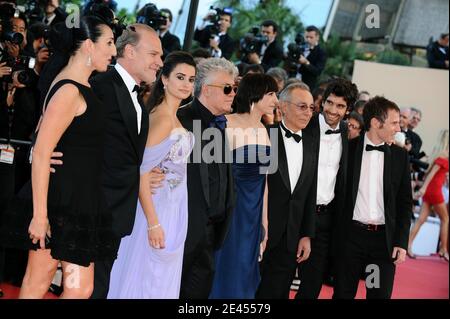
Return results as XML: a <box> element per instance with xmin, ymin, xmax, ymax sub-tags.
<box><xmin>108</xmin><ymin>130</ymin><xmax>194</xmax><ymax>299</ymax></box>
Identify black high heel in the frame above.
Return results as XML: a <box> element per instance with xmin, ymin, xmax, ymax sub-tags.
<box><xmin>0</xmin><ymin>289</ymin><xmax>4</xmax><ymax>298</ymax></box>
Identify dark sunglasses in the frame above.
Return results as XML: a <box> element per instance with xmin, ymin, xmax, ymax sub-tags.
<box><xmin>207</xmin><ymin>84</ymin><xmax>238</xmax><ymax>95</ymax></box>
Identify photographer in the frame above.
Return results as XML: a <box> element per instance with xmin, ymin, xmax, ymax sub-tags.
<box><xmin>246</xmin><ymin>20</ymin><xmax>283</xmax><ymax>72</ymax></box>
<box><xmin>158</xmin><ymin>8</ymin><xmax>181</xmax><ymax>60</ymax></box>
<box><xmin>194</xmin><ymin>7</ymin><xmax>234</xmax><ymax>60</ymax></box>
<box><xmin>42</xmin><ymin>0</ymin><xmax>67</xmax><ymax>26</ymax></box>
<box><xmin>294</xmin><ymin>26</ymin><xmax>326</xmax><ymax>91</ymax></box>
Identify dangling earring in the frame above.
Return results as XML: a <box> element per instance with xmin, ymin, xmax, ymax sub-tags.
<box><xmin>250</xmin><ymin>102</ymin><xmax>255</xmax><ymax>112</ymax></box>
<box><xmin>86</xmin><ymin>55</ymin><xmax>92</xmax><ymax>67</ymax></box>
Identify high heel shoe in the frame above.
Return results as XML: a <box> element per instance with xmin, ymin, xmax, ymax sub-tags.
<box><xmin>0</xmin><ymin>288</ymin><xmax>4</xmax><ymax>298</ymax></box>
<box><xmin>407</xmin><ymin>249</ymin><xmax>416</xmax><ymax>259</ymax></box>
<box><xmin>439</xmin><ymin>251</ymin><xmax>449</xmax><ymax>262</ymax></box>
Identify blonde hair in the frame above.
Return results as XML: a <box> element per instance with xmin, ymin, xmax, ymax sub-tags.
<box><xmin>428</xmin><ymin>129</ymin><xmax>449</xmax><ymax>169</ymax></box>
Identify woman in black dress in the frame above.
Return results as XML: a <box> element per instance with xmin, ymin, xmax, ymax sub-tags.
<box><xmin>14</xmin><ymin>17</ymin><xmax>116</xmax><ymax>298</ymax></box>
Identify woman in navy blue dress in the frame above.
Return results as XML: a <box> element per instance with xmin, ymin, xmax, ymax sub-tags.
<box><xmin>210</xmin><ymin>73</ymin><xmax>279</xmax><ymax>298</ymax></box>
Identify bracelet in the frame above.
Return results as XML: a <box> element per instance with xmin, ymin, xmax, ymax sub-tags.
<box><xmin>147</xmin><ymin>223</ymin><xmax>161</xmax><ymax>231</ymax></box>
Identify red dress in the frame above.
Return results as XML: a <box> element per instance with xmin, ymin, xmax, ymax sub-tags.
<box><xmin>423</xmin><ymin>157</ymin><xmax>449</xmax><ymax>205</ymax></box>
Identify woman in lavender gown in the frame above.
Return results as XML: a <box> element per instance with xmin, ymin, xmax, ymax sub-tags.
<box><xmin>108</xmin><ymin>52</ymin><xmax>196</xmax><ymax>298</ymax></box>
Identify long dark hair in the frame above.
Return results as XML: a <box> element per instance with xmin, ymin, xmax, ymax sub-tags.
<box><xmin>38</xmin><ymin>16</ymin><xmax>111</xmax><ymax>103</ymax></box>
<box><xmin>146</xmin><ymin>51</ymin><xmax>196</xmax><ymax>113</ymax></box>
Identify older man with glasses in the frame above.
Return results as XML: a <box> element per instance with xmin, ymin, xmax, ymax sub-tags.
<box><xmin>177</xmin><ymin>57</ymin><xmax>239</xmax><ymax>298</ymax></box>
<box><xmin>256</xmin><ymin>82</ymin><xmax>318</xmax><ymax>298</ymax></box>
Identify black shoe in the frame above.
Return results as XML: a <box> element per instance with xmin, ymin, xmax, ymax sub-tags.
<box><xmin>48</xmin><ymin>283</ymin><xmax>63</xmax><ymax>296</ymax></box>
<box><xmin>0</xmin><ymin>289</ymin><xmax>4</xmax><ymax>298</ymax></box>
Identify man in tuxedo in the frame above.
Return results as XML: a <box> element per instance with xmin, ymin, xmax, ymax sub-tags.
<box><xmin>194</xmin><ymin>9</ymin><xmax>235</xmax><ymax>60</ymax></box>
<box><xmin>42</xmin><ymin>0</ymin><xmax>67</xmax><ymax>27</ymax></box>
<box><xmin>90</xmin><ymin>24</ymin><xmax>163</xmax><ymax>298</ymax></box>
<box><xmin>296</xmin><ymin>26</ymin><xmax>327</xmax><ymax>91</ymax></box>
<box><xmin>158</xmin><ymin>8</ymin><xmax>181</xmax><ymax>60</ymax></box>
<box><xmin>333</xmin><ymin>96</ymin><xmax>412</xmax><ymax>299</ymax></box>
<box><xmin>295</xmin><ymin>78</ymin><xmax>358</xmax><ymax>299</ymax></box>
<box><xmin>427</xmin><ymin>33</ymin><xmax>449</xmax><ymax>69</ymax></box>
<box><xmin>178</xmin><ymin>58</ymin><xmax>238</xmax><ymax>298</ymax></box>
<box><xmin>404</xmin><ymin>108</ymin><xmax>423</xmax><ymax>159</ymax></box>
<box><xmin>247</xmin><ymin>20</ymin><xmax>284</xmax><ymax>72</ymax></box>
<box><xmin>256</xmin><ymin>82</ymin><xmax>318</xmax><ymax>298</ymax></box>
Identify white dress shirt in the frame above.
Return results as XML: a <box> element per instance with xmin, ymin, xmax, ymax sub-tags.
<box><xmin>353</xmin><ymin>135</ymin><xmax>385</xmax><ymax>225</ymax></box>
<box><xmin>281</xmin><ymin>120</ymin><xmax>303</xmax><ymax>193</ymax></box>
<box><xmin>316</xmin><ymin>114</ymin><xmax>342</xmax><ymax>205</ymax></box>
<box><xmin>115</xmin><ymin>63</ymin><xmax>142</xmax><ymax>134</ymax></box>
<box><xmin>43</xmin><ymin>14</ymin><xmax>56</xmax><ymax>25</ymax></box>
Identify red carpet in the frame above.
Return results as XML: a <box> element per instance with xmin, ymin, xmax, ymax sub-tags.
<box><xmin>289</xmin><ymin>254</ymin><xmax>449</xmax><ymax>299</ymax></box>
<box><xmin>1</xmin><ymin>255</ymin><xmax>448</xmax><ymax>299</ymax></box>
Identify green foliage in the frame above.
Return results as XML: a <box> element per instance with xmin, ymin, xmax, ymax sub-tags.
<box><xmin>375</xmin><ymin>50</ymin><xmax>411</xmax><ymax>66</ymax></box>
<box><xmin>321</xmin><ymin>34</ymin><xmax>360</xmax><ymax>80</ymax></box>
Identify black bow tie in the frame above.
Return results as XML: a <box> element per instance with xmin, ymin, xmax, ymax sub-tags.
<box><xmin>325</xmin><ymin>129</ymin><xmax>341</xmax><ymax>135</ymax></box>
<box><xmin>366</xmin><ymin>144</ymin><xmax>386</xmax><ymax>152</ymax></box>
<box><xmin>133</xmin><ymin>85</ymin><xmax>145</xmax><ymax>95</ymax></box>
<box><xmin>280</xmin><ymin>122</ymin><xmax>302</xmax><ymax>143</ymax></box>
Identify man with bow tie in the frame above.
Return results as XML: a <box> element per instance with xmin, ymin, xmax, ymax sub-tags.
<box><xmin>295</xmin><ymin>78</ymin><xmax>358</xmax><ymax>299</ymax></box>
<box><xmin>256</xmin><ymin>82</ymin><xmax>318</xmax><ymax>298</ymax></box>
<box><xmin>333</xmin><ymin>96</ymin><xmax>412</xmax><ymax>299</ymax></box>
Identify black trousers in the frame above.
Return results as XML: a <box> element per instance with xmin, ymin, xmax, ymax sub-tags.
<box><xmin>333</xmin><ymin>223</ymin><xmax>396</xmax><ymax>299</ymax></box>
<box><xmin>179</xmin><ymin>223</ymin><xmax>217</xmax><ymax>299</ymax></box>
<box><xmin>256</xmin><ymin>234</ymin><xmax>297</xmax><ymax>299</ymax></box>
<box><xmin>295</xmin><ymin>211</ymin><xmax>332</xmax><ymax>299</ymax></box>
<box><xmin>90</xmin><ymin>237</ymin><xmax>121</xmax><ymax>299</ymax></box>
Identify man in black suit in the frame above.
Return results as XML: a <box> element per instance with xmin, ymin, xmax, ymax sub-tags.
<box><xmin>333</xmin><ymin>96</ymin><xmax>412</xmax><ymax>299</ymax></box>
<box><xmin>90</xmin><ymin>24</ymin><xmax>163</xmax><ymax>298</ymax></box>
<box><xmin>405</xmin><ymin>107</ymin><xmax>423</xmax><ymax>159</ymax></box>
<box><xmin>295</xmin><ymin>78</ymin><xmax>358</xmax><ymax>299</ymax></box>
<box><xmin>42</xmin><ymin>0</ymin><xmax>67</xmax><ymax>27</ymax></box>
<box><xmin>426</xmin><ymin>33</ymin><xmax>449</xmax><ymax>69</ymax></box>
<box><xmin>178</xmin><ymin>58</ymin><xmax>238</xmax><ymax>298</ymax></box>
<box><xmin>158</xmin><ymin>8</ymin><xmax>181</xmax><ymax>60</ymax></box>
<box><xmin>194</xmin><ymin>9</ymin><xmax>235</xmax><ymax>60</ymax></box>
<box><xmin>296</xmin><ymin>26</ymin><xmax>327</xmax><ymax>91</ymax></box>
<box><xmin>256</xmin><ymin>82</ymin><xmax>318</xmax><ymax>299</ymax></box>
<box><xmin>247</xmin><ymin>20</ymin><xmax>284</xmax><ymax>72</ymax></box>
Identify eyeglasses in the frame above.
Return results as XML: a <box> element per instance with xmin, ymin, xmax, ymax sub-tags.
<box><xmin>207</xmin><ymin>84</ymin><xmax>238</xmax><ymax>95</ymax></box>
<box><xmin>284</xmin><ymin>100</ymin><xmax>315</xmax><ymax>113</ymax></box>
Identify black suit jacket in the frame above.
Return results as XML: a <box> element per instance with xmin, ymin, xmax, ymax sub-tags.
<box><xmin>90</xmin><ymin>68</ymin><xmax>149</xmax><ymax>238</ymax></box>
<box><xmin>177</xmin><ymin>99</ymin><xmax>235</xmax><ymax>254</ymax></box>
<box><xmin>160</xmin><ymin>31</ymin><xmax>181</xmax><ymax>60</ymax></box>
<box><xmin>298</xmin><ymin>45</ymin><xmax>327</xmax><ymax>91</ymax></box>
<box><xmin>305</xmin><ymin>115</ymin><xmax>348</xmax><ymax>255</ymax></box>
<box><xmin>193</xmin><ymin>27</ymin><xmax>235</xmax><ymax>60</ymax></box>
<box><xmin>266</xmin><ymin>123</ymin><xmax>319</xmax><ymax>253</ymax></box>
<box><xmin>261</xmin><ymin>41</ymin><xmax>284</xmax><ymax>72</ymax></box>
<box><xmin>45</xmin><ymin>8</ymin><xmax>68</xmax><ymax>27</ymax></box>
<box><xmin>337</xmin><ymin>134</ymin><xmax>412</xmax><ymax>256</ymax></box>
<box><xmin>427</xmin><ymin>41</ymin><xmax>449</xmax><ymax>69</ymax></box>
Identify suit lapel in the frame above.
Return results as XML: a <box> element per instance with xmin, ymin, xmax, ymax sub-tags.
<box><xmin>292</xmin><ymin>128</ymin><xmax>312</xmax><ymax>195</ymax></box>
<box><xmin>191</xmin><ymin>101</ymin><xmax>211</xmax><ymax>208</ymax></box>
<box><xmin>351</xmin><ymin>134</ymin><xmax>364</xmax><ymax>208</ymax></box>
<box><xmin>383</xmin><ymin>144</ymin><xmax>392</xmax><ymax>213</ymax></box>
<box><xmin>112</xmin><ymin>70</ymin><xmax>139</xmax><ymax>155</ymax></box>
<box><xmin>277</xmin><ymin>125</ymin><xmax>291</xmax><ymax>193</ymax></box>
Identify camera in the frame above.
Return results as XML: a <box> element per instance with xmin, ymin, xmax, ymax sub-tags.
<box><xmin>239</xmin><ymin>27</ymin><xmax>268</xmax><ymax>56</ymax></box>
<box><xmin>205</xmin><ymin>6</ymin><xmax>232</xmax><ymax>38</ymax></box>
<box><xmin>136</xmin><ymin>3</ymin><xmax>169</xmax><ymax>32</ymax></box>
<box><xmin>285</xmin><ymin>32</ymin><xmax>308</xmax><ymax>77</ymax></box>
<box><xmin>0</xmin><ymin>53</ymin><xmax>36</xmax><ymax>86</ymax></box>
<box><xmin>22</xmin><ymin>0</ymin><xmax>52</xmax><ymax>23</ymax></box>
<box><xmin>0</xmin><ymin>2</ymin><xmax>23</xmax><ymax>43</ymax></box>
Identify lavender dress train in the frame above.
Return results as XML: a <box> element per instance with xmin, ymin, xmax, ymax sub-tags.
<box><xmin>108</xmin><ymin>130</ymin><xmax>194</xmax><ymax>299</ymax></box>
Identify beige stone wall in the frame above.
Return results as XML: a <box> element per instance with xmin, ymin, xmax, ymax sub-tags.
<box><xmin>352</xmin><ymin>60</ymin><xmax>449</xmax><ymax>155</ymax></box>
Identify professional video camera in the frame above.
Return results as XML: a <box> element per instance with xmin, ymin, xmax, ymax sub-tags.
<box><xmin>22</xmin><ymin>0</ymin><xmax>52</xmax><ymax>23</ymax></box>
<box><xmin>205</xmin><ymin>6</ymin><xmax>232</xmax><ymax>39</ymax></box>
<box><xmin>83</xmin><ymin>0</ymin><xmax>118</xmax><ymax>15</ymax></box>
<box><xmin>136</xmin><ymin>3</ymin><xmax>169</xmax><ymax>31</ymax></box>
<box><xmin>239</xmin><ymin>27</ymin><xmax>268</xmax><ymax>56</ymax></box>
<box><xmin>285</xmin><ymin>32</ymin><xmax>308</xmax><ymax>77</ymax></box>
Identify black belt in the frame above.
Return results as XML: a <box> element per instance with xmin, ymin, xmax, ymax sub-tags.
<box><xmin>352</xmin><ymin>220</ymin><xmax>385</xmax><ymax>232</ymax></box>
